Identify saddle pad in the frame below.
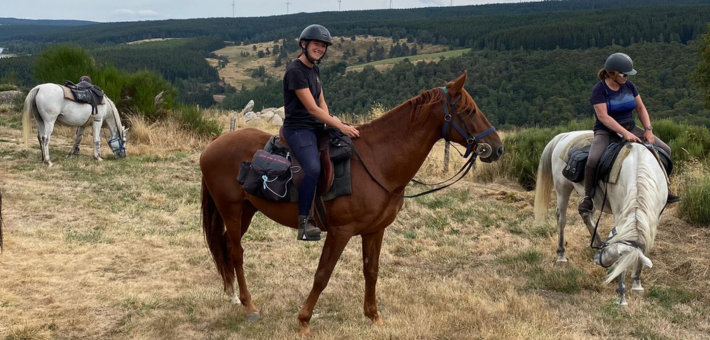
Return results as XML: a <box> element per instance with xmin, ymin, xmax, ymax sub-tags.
<box><xmin>61</xmin><ymin>85</ymin><xmax>106</xmax><ymax>104</ymax></box>
<box><xmin>559</xmin><ymin>132</ymin><xmax>594</xmax><ymax>163</ymax></box>
<box><xmin>607</xmin><ymin>144</ymin><xmax>669</xmax><ymax>184</ymax></box>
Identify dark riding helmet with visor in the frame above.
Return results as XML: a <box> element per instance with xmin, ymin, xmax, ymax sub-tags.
<box><xmin>299</xmin><ymin>24</ymin><xmax>332</xmax><ymax>64</ymax></box>
<box><xmin>604</xmin><ymin>53</ymin><xmax>637</xmax><ymax>76</ymax></box>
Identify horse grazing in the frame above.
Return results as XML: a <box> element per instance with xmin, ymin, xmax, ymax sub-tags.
<box><xmin>22</xmin><ymin>83</ymin><xmax>128</xmax><ymax>166</ymax></box>
<box><xmin>200</xmin><ymin>72</ymin><xmax>504</xmax><ymax>336</ymax></box>
<box><xmin>534</xmin><ymin>131</ymin><xmax>667</xmax><ymax>306</ymax></box>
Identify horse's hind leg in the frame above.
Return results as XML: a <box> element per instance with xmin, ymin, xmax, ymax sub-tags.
<box><xmin>555</xmin><ymin>183</ymin><xmax>574</xmax><ymax>265</ymax></box>
<box><xmin>68</xmin><ymin>127</ymin><xmax>85</xmax><ymax>157</ymax></box>
<box><xmin>631</xmin><ymin>261</ymin><xmax>644</xmax><ymax>295</ymax></box>
<box><xmin>35</xmin><ymin>119</ymin><xmax>54</xmax><ymax>166</ymax></box>
<box><xmin>222</xmin><ymin>200</ymin><xmax>260</xmax><ymax>320</ymax></box>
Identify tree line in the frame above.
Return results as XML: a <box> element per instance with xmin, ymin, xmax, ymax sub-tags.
<box><xmin>221</xmin><ymin>41</ymin><xmax>709</xmax><ymax>128</ymax></box>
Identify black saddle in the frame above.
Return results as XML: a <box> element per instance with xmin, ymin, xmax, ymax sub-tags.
<box><xmin>64</xmin><ymin>80</ymin><xmax>105</xmax><ymax>115</ymax></box>
<box><xmin>563</xmin><ymin>141</ymin><xmax>673</xmax><ymax>184</ymax></box>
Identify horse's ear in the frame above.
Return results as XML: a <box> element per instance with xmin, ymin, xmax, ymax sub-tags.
<box><xmin>447</xmin><ymin>71</ymin><xmax>467</xmax><ymax>95</ymax></box>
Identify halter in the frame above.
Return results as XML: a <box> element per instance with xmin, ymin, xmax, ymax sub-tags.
<box><xmin>108</xmin><ymin>136</ymin><xmax>126</xmax><ymax>156</ymax></box>
<box><xmin>440</xmin><ymin>87</ymin><xmax>496</xmax><ymax>158</ymax></box>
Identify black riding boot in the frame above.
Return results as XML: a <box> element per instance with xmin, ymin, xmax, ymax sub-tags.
<box><xmin>667</xmin><ymin>193</ymin><xmax>681</xmax><ymax>204</ymax></box>
<box><xmin>578</xmin><ymin>164</ymin><xmax>596</xmax><ymax>213</ymax></box>
<box><xmin>297</xmin><ymin>215</ymin><xmax>321</xmax><ymax>241</ymax></box>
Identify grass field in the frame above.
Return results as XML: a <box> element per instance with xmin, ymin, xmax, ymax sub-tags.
<box><xmin>1</xmin><ymin>104</ymin><xmax>709</xmax><ymax>340</ymax></box>
<box><xmin>345</xmin><ymin>49</ymin><xmax>472</xmax><ymax>72</ymax></box>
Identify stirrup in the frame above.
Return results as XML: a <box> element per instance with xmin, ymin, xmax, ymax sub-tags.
<box><xmin>578</xmin><ymin>196</ymin><xmax>594</xmax><ymax>213</ymax></box>
<box><xmin>297</xmin><ymin>215</ymin><xmax>321</xmax><ymax>242</ymax></box>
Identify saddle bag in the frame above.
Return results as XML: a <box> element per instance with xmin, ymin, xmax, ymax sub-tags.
<box><xmin>237</xmin><ymin>149</ymin><xmax>293</xmax><ymax>201</ymax></box>
<box><xmin>563</xmin><ymin>145</ymin><xmax>591</xmax><ymax>183</ymax></box>
<box><xmin>327</xmin><ymin>128</ymin><xmax>353</xmax><ymax>162</ymax></box>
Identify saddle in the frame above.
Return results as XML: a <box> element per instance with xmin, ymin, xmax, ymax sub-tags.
<box><xmin>62</xmin><ymin>81</ymin><xmax>106</xmax><ymax>115</ymax></box>
<box><xmin>268</xmin><ymin>126</ymin><xmax>353</xmax><ymax>199</ymax></box>
<box><xmin>562</xmin><ymin>140</ymin><xmax>672</xmax><ymax>185</ymax></box>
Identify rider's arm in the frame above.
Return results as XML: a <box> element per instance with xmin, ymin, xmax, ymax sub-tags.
<box><xmin>593</xmin><ymin>103</ymin><xmax>641</xmax><ymax>142</ymax></box>
<box><xmin>295</xmin><ymin>88</ymin><xmax>339</xmax><ymax>127</ymax></box>
<box><xmin>319</xmin><ymin>91</ymin><xmax>330</xmax><ymax>117</ymax></box>
<box><xmin>635</xmin><ymin>95</ymin><xmax>652</xmax><ymax>130</ymax></box>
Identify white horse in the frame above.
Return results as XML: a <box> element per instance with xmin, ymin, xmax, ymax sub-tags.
<box><xmin>534</xmin><ymin>130</ymin><xmax>667</xmax><ymax>306</ymax></box>
<box><xmin>22</xmin><ymin>83</ymin><xmax>128</xmax><ymax>166</ymax></box>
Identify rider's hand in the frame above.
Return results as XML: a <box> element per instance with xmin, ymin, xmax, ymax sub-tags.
<box><xmin>643</xmin><ymin>129</ymin><xmax>655</xmax><ymax>145</ymax></box>
<box><xmin>338</xmin><ymin>122</ymin><xmax>360</xmax><ymax>138</ymax></box>
<box><xmin>624</xmin><ymin>131</ymin><xmax>642</xmax><ymax>143</ymax></box>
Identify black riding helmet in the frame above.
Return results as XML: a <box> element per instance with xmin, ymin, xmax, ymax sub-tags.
<box><xmin>604</xmin><ymin>53</ymin><xmax>637</xmax><ymax>76</ymax></box>
<box><xmin>299</xmin><ymin>24</ymin><xmax>332</xmax><ymax>64</ymax></box>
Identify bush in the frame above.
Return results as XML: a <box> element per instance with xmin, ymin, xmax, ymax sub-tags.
<box><xmin>173</xmin><ymin>104</ymin><xmax>222</xmax><ymax>138</ymax></box>
<box><xmin>678</xmin><ymin>168</ymin><xmax>710</xmax><ymax>226</ymax></box>
<box><xmin>0</xmin><ymin>84</ymin><xmax>18</xmax><ymax>91</ymax></box>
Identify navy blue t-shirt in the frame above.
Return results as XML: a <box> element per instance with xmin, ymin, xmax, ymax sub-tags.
<box><xmin>283</xmin><ymin>59</ymin><xmax>325</xmax><ymax>131</ymax></box>
<box><xmin>589</xmin><ymin>80</ymin><xmax>639</xmax><ymax>131</ymax></box>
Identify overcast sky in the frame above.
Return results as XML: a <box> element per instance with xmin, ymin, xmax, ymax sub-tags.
<box><xmin>1</xmin><ymin>0</ymin><xmax>527</xmax><ymax>22</ymax></box>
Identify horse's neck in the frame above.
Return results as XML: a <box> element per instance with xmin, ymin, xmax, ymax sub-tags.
<box><xmin>359</xmin><ymin>102</ymin><xmax>442</xmax><ymax>192</ymax></box>
<box><xmin>103</xmin><ymin>107</ymin><xmax>120</xmax><ymax>138</ymax></box>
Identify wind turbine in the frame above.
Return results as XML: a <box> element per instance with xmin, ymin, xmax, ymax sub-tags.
<box><xmin>389</xmin><ymin>0</ymin><xmax>393</xmax><ymax>9</ymax></box>
<box><xmin>338</xmin><ymin>0</ymin><xmax>342</xmax><ymax>11</ymax></box>
<box><xmin>286</xmin><ymin>0</ymin><xmax>291</xmax><ymax>14</ymax></box>
<box><xmin>232</xmin><ymin>0</ymin><xmax>235</xmax><ymax>17</ymax></box>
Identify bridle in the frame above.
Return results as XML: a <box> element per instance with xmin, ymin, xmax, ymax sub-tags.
<box><xmin>350</xmin><ymin>85</ymin><xmax>497</xmax><ymax>198</ymax></box>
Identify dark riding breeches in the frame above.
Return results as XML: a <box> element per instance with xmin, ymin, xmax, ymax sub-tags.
<box><xmin>283</xmin><ymin>128</ymin><xmax>321</xmax><ymax>216</ymax></box>
<box><xmin>584</xmin><ymin>126</ymin><xmax>671</xmax><ymax>197</ymax></box>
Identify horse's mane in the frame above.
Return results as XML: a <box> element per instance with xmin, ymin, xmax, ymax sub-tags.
<box><xmin>362</xmin><ymin>87</ymin><xmax>477</xmax><ymax>132</ymax></box>
<box><xmin>607</xmin><ymin>147</ymin><xmax>660</xmax><ymax>251</ymax></box>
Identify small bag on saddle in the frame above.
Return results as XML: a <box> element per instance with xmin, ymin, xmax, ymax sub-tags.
<box><xmin>327</xmin><ymin>128</ymin><xmax>353</xmax><ymax>162</ymax></box>
<box><xmin>237</xmin><ymin>149</ymin><xmax>294</xmax><ymax>202</ymax></box>
<box><xmin>563</xmin><ymin>145</ymin><xmax>591</xmax><ymax>183</ymax></box>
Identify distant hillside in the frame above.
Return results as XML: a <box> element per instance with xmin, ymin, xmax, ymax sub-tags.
<box><xmin>0</xmin><ymin>18</ymin><xmax>96</xmax><ymax>26</ymax></box>
<box><xmin>1</xmin><ymin>0</ymin><xmax>709</xmax><ymax>48</ymax></box>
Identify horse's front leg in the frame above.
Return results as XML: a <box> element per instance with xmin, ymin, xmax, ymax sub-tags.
<box><xmin>298</xmin><ymin>232</ymin><xmax>351</xmax><ymax>337</ymax></box>
<box><xmin>361</xmin><ymin>229</ymin><xmax>385</xmax><ymax>326</ymax></box>
<box><xmin>631</xmin><ymin>260</ymin><xmax>644</xmax><ymax>296</ymax></box>
<box><xmin>616</xmin><ymin>271</ymin><xmax>628</xmax><ymax>307</ymax></box>
<box><xmin>91</xmin><ymin>120</ymin><xmax>103</xmax><ymax>161</ymax></box>
<box><xmin>68</xmin><ymin>127</ymin><xmax>85</xmax><ymax>157</ymax></box>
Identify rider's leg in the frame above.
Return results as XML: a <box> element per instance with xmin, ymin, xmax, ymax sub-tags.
<box><xmin>579</xmin><ymin>130</ymin><xmax>612</xmax><ymax>213</ymax></box>
<box><xmin>283</xmin><ymin>129</ymin><xmax>322</xmax><ymax>241</ymax></box>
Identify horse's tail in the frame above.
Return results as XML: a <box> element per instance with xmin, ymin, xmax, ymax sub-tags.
<box><xmin>534</xmin><ymin>133</ymin><xmax>566</xmax><ymax>223</ymax></box>
<box><xmin>201</xmin><ymin>178</ymin><xmax>235</xmax><ymax>292</ymax></box>
<box><xmin>22</xmin><ymin>86</ymin><xmax>40</xmax><ymax>147</ymax></box>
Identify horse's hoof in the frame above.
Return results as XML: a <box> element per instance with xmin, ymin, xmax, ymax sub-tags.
<box><xmin>96</xmin><ymin>157</ymin><xmax>103</xmax><ymax>162</ymax></box>
<box><xmin>298</xmin><ymin>325</ymin><xmax>311</xmax><ymax>337</ymax></box>
<box><xmin>632</xmin><ymin>287</ymin><xmax>645</xmax><ymax>296</ymax></box>
<box><xmin>245</xmin><ymin>312</ymin><xmax>260</xmax><ymax>322</ymax></box>
<box><xmin>371</xmin><ymin>317</ymin><xmax>385</xmax><ymax>326</ymax></box>
<box><xmin>45</xmin><ymin>162</ymin><xmax>53</xmax><ymax>167</ymax></box>
<box><xmin>555</xmin><ymin>259</ymin><xmax>568</xmax><ymax>267</ymax></box>
<box><xmin>229</xmin><ymin>296</ymin><xmax>242</xmax><ymax>304</ymax></box>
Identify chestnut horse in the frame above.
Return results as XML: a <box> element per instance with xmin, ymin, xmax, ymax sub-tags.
<box><xmin>200</xmin><ymin>72</ymin><xmax>504</xmax><ymax>336</ymax></box>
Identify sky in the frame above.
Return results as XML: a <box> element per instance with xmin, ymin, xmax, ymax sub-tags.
<box><xmin>0</xmin><ymin>0</ymin><xmax>526</xmax><ymax>22</ymax></box>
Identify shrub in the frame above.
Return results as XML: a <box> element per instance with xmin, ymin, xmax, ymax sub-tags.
<box><xmin>172</xmin><ymin>104</ymin><xmax>222</xmax><ymax>138</ymax></box>
<box><xmin>677</xmin><ymin>166</ymin><xmax>710</xmax><ymax>226</ymax></box>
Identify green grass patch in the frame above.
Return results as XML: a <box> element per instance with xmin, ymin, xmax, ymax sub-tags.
<box><xmin>648</xmin><ymin>285</ymin><xmax>701</xmax><ymax>309</ymax></box>
<box><xmin>527</xmin><ymin>266</ymin><xmax>583</xmax><ymax>294</ymax></box>
<box><xmin>66</xmin><ymin>229</ymin><xmax>114</xmax><ymax>244</ymax></box>
<box><xmin>346</xmin><ymin>48</ymin><xmax>471</xmax><ymax>71</ymax></box>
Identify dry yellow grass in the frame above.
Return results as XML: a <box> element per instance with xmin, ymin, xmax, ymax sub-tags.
<box><xmin>1</xmin><ymin>107</ymin><xmax>709</xmax><ymax>340</ymax></box>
